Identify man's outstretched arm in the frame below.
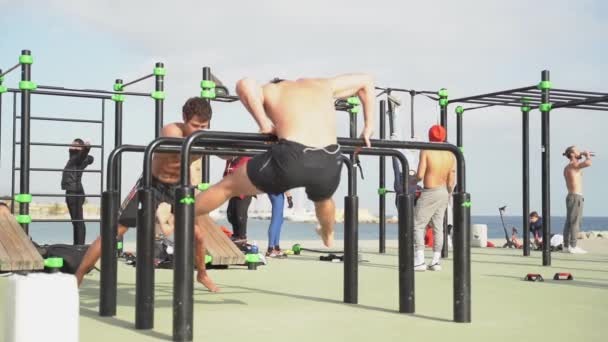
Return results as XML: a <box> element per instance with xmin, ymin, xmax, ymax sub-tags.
<box><xmin>236</xmin><ymin>77</ymin><xmax>274</xmax><ymax>134</ymax></box>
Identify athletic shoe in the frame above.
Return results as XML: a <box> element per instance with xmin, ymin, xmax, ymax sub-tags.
<box><xmin>561</xmin><ymin>246</ymin><xmax>570</xmax><ymax>253</ymax></box>
<box><xmin>414</xmin><ymin>263</ymin><xmax>427</xmax><ymax>272</ymax></box>
<box><xmin>428</xmin><ymin>262</ymin><xmax>442</xmax><ymax>271</ymax></box>
<box><xmin>568</xmin><ymin>246</ymin><xmax>588</xmax><ymax>254</ymax></box>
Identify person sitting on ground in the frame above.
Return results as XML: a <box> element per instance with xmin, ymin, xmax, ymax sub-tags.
<box><xmin>562</xmin><ymin>145</ymin><xmax>593</xmax><ymax>254</ymax></box>
<box><xmin>412</xmin><ymin>125</ymin><xmax>455</xmax><ymax>272</ymax></box>
<box><xmin>266</xmin><ymin>191</ymin><xmax>293</xmax><ymax>258</ymax></box>
<box><xmin>529</xmin><ymin>211</ymin><xmax>543</xmax><ymax>249</ymax></box>
<box><xmin>75</xmin><ymin>97</ymin><xmax>220</xmax><ymax>292</ymax></box>
<box><xmin>223</xmin><ymin>156</ymin><xmax>253</xmax><ymax>246</ymax></box>
<box><xmin>194</xmin><ymin>74</ymin><xmax>375</xmax><ymax>247</ymax></box>
<box><xmin>61</xmin><ymin>138</ymin><xmax>94</xmax><ymax>245</ymax></box>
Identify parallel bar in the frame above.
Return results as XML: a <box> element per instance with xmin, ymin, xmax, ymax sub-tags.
<box><xmin>8</xmin><ymin>88</ymin><xmax>112</xmax><ymax>100</ymax></box>
<box><xmin>448</xmin><ymin>85</ymin><xmax>537</xmax><ymax>104</ymax></box>
<box><xmin>541</xmin><ymin>70</ymin><xmax>551</xmax><ymax>266</ymax></box>
<box><xmin>551</xmin><ymin>94</ymin><xmax>608</xmax><ymax>109</ymax></box>
<box><xmin>522</xmin><ymin>107</ymin><xmax>530</xmax><ymax>256</ymax></box>
<box><xmin>154</xmin><ymin>62</ymin><xmax>164</xmax><ymax>138</ymax></box>
<box><xmin>378</xmin><ymin>100</ymin><xmax>386</xmax><ymax>254</ymax></box>
<box><xmin>456</xmin><ymin>99</ymin><xmax>523</xmax><ymax>108</ymax></box>
<box><xmin>16</xmin><ymin>116</ymin><xmax>104</xmax><ymax>124</ymax></box>
<box><xmin>37</xmin><ymin>85</ymin><xmax>150</xmax><ymax>97</ymax></box>
<box><xmin>32</xmin><ymin>219</ymin><xmax>101</xmax><ymax>223</ymax></box>
<box><xmin>552</xmin><ymin>88</ymin><xmax>608</xmax><ymax>97</ymax></box>
<box><xmin>120</xmin><ymin>73</ymin><xmax>154</xmax><ymax>89</ymax></box>
<box><xmin>15</xmin><ymin>142</ymin><xmax>103</xmax><ymax>148</ymax></box>
<box><xmin>19</xmin><ymin>49</ymin><xmax>32</xmax><ymax>234</ymax></box>
<box><xmin>16</xmin><ymin>167</ymin><xmax>102</xmax><ymax>173</ymax></box>
<box><xmin>30</xmin><ymin>193</ymin><xmax>102</xmax><ymax>198</ymax></box>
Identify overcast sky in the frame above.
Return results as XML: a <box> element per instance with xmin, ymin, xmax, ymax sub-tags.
<box><xmin>1</xmin><ymin>0</ymin><xmax>606</xmax><ymax>216</ymax></box>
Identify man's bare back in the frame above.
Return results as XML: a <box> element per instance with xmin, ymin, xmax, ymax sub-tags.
<box><xmin>417</xmin><ymin>150</ymin><xmax>455</xmax><ymax>190</ymax></box>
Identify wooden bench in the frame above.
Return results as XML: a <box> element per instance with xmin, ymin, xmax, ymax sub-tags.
<box><xmin>196</xmin><ymin>215</ymin><xmax>245</xmax><ymax>266</ymax></box>
<box><xmin>0</xmin><ymin>213</ymin><xmax>44</xmax><ymax>272</ymax></box>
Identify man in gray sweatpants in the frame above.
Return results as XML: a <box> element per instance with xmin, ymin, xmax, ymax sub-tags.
<box><xmin>562</xmin><ymin>146</ymin><xmax>593</xmax><ymax>254</ymax></box>
<box><xmin>413</xmin><ymin>125</ymin><xmax>455</xmax><ymax>271</ymax></box>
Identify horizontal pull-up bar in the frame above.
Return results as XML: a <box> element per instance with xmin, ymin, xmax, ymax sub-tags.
<box><xmin>7</xmin><ymin>88</ymin><xmax>112</xmax><ymax>100</ymax></box>
<box><xmin>15</xmin><ymin>142</ymin><xmax>103</xmax><ymax>148</ymax></box>
<box><xmin>16</xmin><ymin>115</ymin><xmax>103</xmax><ymax>124</ymax></box>
<box><xmin>37</xmin><ymin>85</ymin><xmax>150</xmax><ymax>97</ymax></box>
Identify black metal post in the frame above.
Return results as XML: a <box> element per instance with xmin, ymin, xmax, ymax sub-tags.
<box><xmin>11</xmin><ymin>92</ymin><xmax>17</xmax><ymax>213</ymax></box>
<box><xmin>540</xmin><ymin>70</ymin><xmax>551</xmax><ymax>266</ymax></box>
<box><xmin>173</xmin><ymin>186</ymin><xmax>195</xmax><ymax>342</ymax></box>
<box><xmin>201</xmin><ymin>67</ymin><xmax>211</xmax><ymax>184</ymax></box>
<box><xmin>19</xmin><ymin>50</ymin><xmax>31</xmax><ymax>233</ymax></box>
<box><xmin>100</xmin><ymin>100</ymin><xmax>105</xmax><ymax>195</ymax></box>
<box><xmin>135</xmin><ymin>188</ymin><xmax>155</xmax><ymax>329</ymax></box>
<box><xmin>522</xmin><ymin>104</ymin><xmax>531</xmax><ymax>256</ymax></box>
<box><xmin>349</xmin><ymin>111</ymin><xmax>358</xmax><ymax>193</ymax></box>
<box><xmin>154</xmin><ymin>62</ymin><xmax>164</xmax><ymax>138</ymax></box>
<box><xmin>344</xmin><ymin>194</ymin><xmax>359</xmax><ymax>303</ymax></box>
<box><xmin>410</xmin><ymin>91</ymin><xmax>415</xmax><ymax>139</ymax></box>
<box><xmin>398</xmin><ymin>192</ymin><xmax>415</xmax><ymax>313</ymax></box>
<box><xmin>456</xmin><ymin>107</ymin><xmax>463</xmax><ymax>150</ymax></box>
<box><xmin>114</xmin><ymin>79</ymin><xmax>124</xmax><ymax>254</ymax></box>
<box><xmin>439</xmin><ymin>89</ymin><xmax>449</xmax><ymax>258</ymax></box>
<box><xmin>99</xmin><ymin>190</ymin><xmax>118</xmax><ymax>316</ymax></box>
<box><xmin>453</xmin><ymin>191</ymin><xmax>471</xmax><ymax>322</ymax></box>
<box><xmin>378</xmin><ymin>100</ymin><xmax>386</xmax><ymax>254</ymax></box>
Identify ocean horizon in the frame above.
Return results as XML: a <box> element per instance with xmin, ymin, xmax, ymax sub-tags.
<box><xmin>25</xmin><ymin>215</ymin><xmax>608</xmax><ymax>246</ymax></box>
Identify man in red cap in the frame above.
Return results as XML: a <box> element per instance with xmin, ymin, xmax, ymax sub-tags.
<box><xmin>413</xmin><ymin>124</ymin><xmax>455</xmax><ymax>271</ymax></box>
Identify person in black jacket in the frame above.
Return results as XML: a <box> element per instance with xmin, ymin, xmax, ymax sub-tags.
<box><xmin>61</xmin><ymin>138</ymin><xmax>94</xmax><ymax>245</ymax></box>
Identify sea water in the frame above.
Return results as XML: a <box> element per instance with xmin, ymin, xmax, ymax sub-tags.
<box><xmin>26</xmin><ymin>216</ymin><xmax>608</xmax><ymax>245</ymax></box>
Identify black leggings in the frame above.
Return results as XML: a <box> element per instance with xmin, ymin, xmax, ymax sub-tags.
<box><xmin>226</xmin><ymin>196</ymin><xmax>252</xmax><ymax>239</ymax></box>
<box><xmin>66</xmin><ymin>189</ymin><xmax>86</xmax><ymax>245</ymax></box>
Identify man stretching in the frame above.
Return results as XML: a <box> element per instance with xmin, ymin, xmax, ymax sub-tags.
<box><xmin>75</xmin><ymin>97</ymin><xmax>220</xmax><ymax>292</ymax></box>
<box><xmin>413</xmin><ymin>125</ymin><xmax>455</xmax><ymax>271</ymax></box>
<box><xmin>562</xmin><ymin>146</ymin><xmax>593</xmax><ymax>254</ymax></box>
<box><xmin>194</xmin><ymin>74</ymin><xmax>375</xmax><ymax>247</ymax></box>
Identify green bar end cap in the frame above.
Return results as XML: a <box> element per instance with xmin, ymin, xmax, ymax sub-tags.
<box><xmin>245</xmin><ymin>254</ymin><xmax>261</xmax><ymax>263</ymax></box>
<box><xmin>458</xmin><ymin>146</ymin><xmax>464</xmax><ymax>153</ymax></box>
<box><xmin>112</xmin><ymin>94</ymin><xmax>125</xmax><ymax>102</ymax></box>
<box><xmin>151</xmin><ymin>91</ymin><xmax>166</xmax><ymax>100</ymax></box>
<box><xmin>113</xmin><ymin>83</ymin><xmax>124</xmax><ymax>91</ymax></box>
<box><xmin>197</xmin><ymin>183</ymin><xmax>210</xmax><ymax>191</ymax></box>
<box><xmin>117</xmin><ymin>242</ymin><xmax>123</xmax><ymax>249</ymax></box>
<box><xmin>18</xmin><ymin>81</ymin><xmax>37</xmax><ymax>90</ymax></box>
<box><xmin>438</xmin><ymin>88</ymin><xmax>448</xmax><ymax>97</ymax></box>
<box><xmin>19</xmin><ymin>54</ymin><xmax>33</xmax><ymax>65</ymax></box>
<box><xmin>349</xmin><ymin>106</ymin><xmax>360</xmax><ymax>114</ymax></box>
<box><xmin>16</xmin><ymin>215</ymin><xmax>32</xmax><ymax>224</ymax></box>
<box><xmin>439</xmin><ymin>98</ymin><xmax>449</xmax><ymax>107</ymax></box>
<box><xmin>455</xmin><ymin>106</ymin><xmax>464</xmax><ymax>114</ymax></box>
<box><xmin>44</xmin><ymin>257</ymin><xmax>64</xmax><ymax>269</ymax></box>
<box><xmin>200</xmin><ymin>89</ymin><xmax>216</xmax><ymax>99</ymax></box>
<box><xmin>205</xmin><ymin>255</ymin><xmax>212</xmax><ymax>264</ymax></box>
<box><xmin>200</xmin><ymin>80</ymin><xmax>216</xmax><ymax>89</ymax></box>
<box><xmin>539</xmin><ymin>103</ymin><xmax>552</xmax><ymax>112</ymax></box>
<box><xmin>0</xmin><ymin>85</ymin><xmax>7</xmax><ymax>94</ymax></box>
<box><xmin>15</xmin><ymin>193</ymin><xmax>32</xmax><ymax>203</ymax></box>
<box><xmin>377</xmin><ymin>188</ymin><xmax>387</xmax><ymax>195</ymax></box>
<box><xmin>538</xmin><ymin>81</ymin><xmax>553</xmax><ymax>90</ymax></box>
<box><xmin>462</xmin><ymin>201</ymin><xmax>472</xmax><ymax>208</ymax></box>
<box><xmin>180</xmin><ymin>196</ymin><xmax>195</xmax><ymax>205</ymax></box>
<box><xmin>521</xmin><ymin>106</ymin><xmax>531</xmax><ymax>113</ymax></box>
<box><xmin>153</xmin><ymin>67</ymin><xmax>166</xmax><ymax>76</ymax></box>
<box><xmin>347</xmin><ymin>97</ymin><xmax>361</xmax><ymax>105</ymax></box>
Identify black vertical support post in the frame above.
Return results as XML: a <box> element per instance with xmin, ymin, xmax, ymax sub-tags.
<box><xmin>113</xmin><ymin>79</ymin><xmax>124</xmax><ymax>254</ymax></box>
<box><xmin>173</xmin><ymin>186</ymin><xmax>195</xmax><ymax>342</ymax></box>
<box><xmin>201</xmin><ymin>67</ymin><xmax>211</xmax><ymax>184</ymax></box>
<box><xmin>154</xmin><ymin>62</ymin><xmax>165</xmax><ymax>138</ymax></box>
<box><xmin>439</xmin><ymin>88</ymin><xmax>449</xmax><ymax>258</ymax></box>
<box><xmin>19</xmin><ymin>50</ymin><xmax>32</xmax><ymax>233</ymax></box>
<box><xmin>100</xmin><ymin>100</ymin><xmax>105</xmax><ymax>194</ymax></box>
<box><xmin>135</xmin><ymin>188</ymin><xmax>155</xmax><ymax>329</ymax></box>
<box><xmin>522</xmin><ymin>101</ymin><xmax>531</xmax><ymax>256</ymax></box>
<box><xmin>453</xmin><ymin>191</ymin><xmax>471</xmax><ymax>322</ymax></box>
<box><xmin>410</xmin><ymin>91</ymin><xmax>415</xmax><ymax>139</ymax></box>
<box><xmin>456</xmin><ymin>106</ymin><xmax>464</xmax><ymax>152</ymax></box>
<box><xmin>99</xmin><ymin>189</ymin><xmax>118</xmax><ymax>316</ymax></box>
<box><xmin>398</xmin><ymin>193</ymin><xmax>415</xmax><ymax>313</ymax></box>
<box><xmin>343</xmin><ymin>195</ymin><xmax>358</xmax><ymax>303</ymax></box>
<box><xmin>378</xmin><ymin>100</ymin><xmax>386</xmax><ymax>254</ymax></box>
<box><xmin>349</xmin><ymin>111</ymin><xmax>358</xmax><ymax>193</ymax></box>
<box><xmin>11</xmin><ymin>92</ymin><xmax>17</xmax><ymax>213</ymax></box>
<box><xmin>540</xmin><ymin>70</ymin><xmax>551</xmax><ymax>266</ymax></box>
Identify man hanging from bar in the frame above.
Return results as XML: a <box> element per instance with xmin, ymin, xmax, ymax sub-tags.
<box><xmin>61</xmin><ymin>138</ymin><xmax>94</xmax><ymax>245</ymax></box>
<box><xmin>75</xmin><ymin>97</ymin><xmax>220</xmax><ymax>292</ymax></box>
<box><xmin>194</xmin><ymin>74</ymin><xmax>375</xmax><ymax>248</ymax></box>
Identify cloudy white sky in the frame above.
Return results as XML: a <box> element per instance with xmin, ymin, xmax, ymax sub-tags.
<box><xmin>1</xmin><ymin>0</ymin><xmax>606</xmax><ymax>216</ymax></box>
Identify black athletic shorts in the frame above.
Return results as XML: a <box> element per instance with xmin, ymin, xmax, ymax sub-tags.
<box><xmin>117</xmin><ymin>175</ymin><xmax>177</xmax><ymax>228</ymax></box>
<box><xmin>247</xmin><ymin>139</ymin><xmax>343</xmax><ymax>201</ymax></box>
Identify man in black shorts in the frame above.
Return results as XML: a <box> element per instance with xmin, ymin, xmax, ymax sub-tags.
<box><xmin>195</xmin><ymin>74</ymin><xmax>375</xmax><ymax>247</ymax></box>
<box><xmin>75</xmin><ymin>97</ymin><xmax>220</xmax><ymax>292</ymax></box>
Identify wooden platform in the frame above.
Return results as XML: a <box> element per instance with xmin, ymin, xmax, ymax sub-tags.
<box><xmin>196</xmin><ymin>215</ymin><xmax>245</xmax><ymax>265</ymax></box>
<box><xmin>0</xmin><ymin>213</ymin><xmax>44</xmax><ymax>271</ymax></box>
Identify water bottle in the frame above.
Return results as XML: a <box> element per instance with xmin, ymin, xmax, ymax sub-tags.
<box><xmin>250</xmin><ymin>241</ymin><xmax>259</xmax><ymax>254</ymax></box>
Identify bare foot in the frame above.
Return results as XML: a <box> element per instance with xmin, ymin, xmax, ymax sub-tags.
<box><xmin>197</xmin><ymin>272</ymin><xmax>220</xmax><ymax>292</ymax></box>
<box><xmin>75</xmin><ymin>271</ymin><xmax>85</xmax><ymax>287</ymax></box>
<box><xmin>315</xmin><ymin>225</ymin><xmax>334</xmax><ymax>248</ymax></box>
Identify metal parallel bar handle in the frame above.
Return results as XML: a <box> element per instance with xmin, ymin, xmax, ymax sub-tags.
<box><xmin>16</xmin><ymin>167</ymin><xmax>102</xmax><ymax>173</ymax></box>
<box><xmin>32</xmin><ymin>219</ymin><xmax>101</xmax><ymax>223</ymax></box>
<box><xmin>37</xmin><ymin>85</ymin><xmax>150</xmax><ymax>97</ymax></box>
<box><xmin>15</xmin><ymin>116</ymin><xmax>104</xmax><ymax>124</ymax></box>
<box><xmin>29</xmin><ymin>193</ymin><xmax>102</xmax><ymax>198</ymax></box>
<box><xmin>7</xmin><ymin>88</ymin><xmax>113</xmax><ymax>100</ymax></box>
<box><xmin>15</xmin><ymin>142</ymin><xmax>103</xmax><ymax>148</ymax></box>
